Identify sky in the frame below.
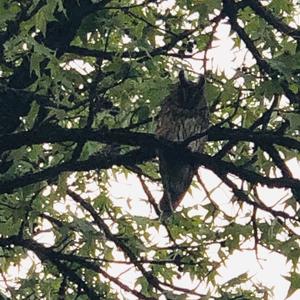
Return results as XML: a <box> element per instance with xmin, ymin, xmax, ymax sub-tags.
<box><xmin>107</xmin><ymin>161</ymin><xmax>300</xmax><ymax>300</ymax></box>
<box><xmin>2</xmin><ymin>9</ymin><xmax>300</xmax><ymax>300</ymax></box>
<box><xmin>104</xmin><ymin>22</ymin><xmax>300</xmax><ymax>300</ymax></box>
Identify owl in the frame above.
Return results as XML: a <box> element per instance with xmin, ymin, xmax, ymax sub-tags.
<box><xmin>156</xmin><ymin>70</ymin><xmax>209</xmax><ymax>219</ymax></box>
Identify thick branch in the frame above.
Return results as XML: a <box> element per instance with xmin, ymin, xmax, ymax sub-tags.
<box><xmin>1</xmin><ymin>126</ymin><xmax>300</xmax><ymax>154</ymax></box>
<box><xmin>241</xmin><ymin>0</ymin><xmax>300</xmax><ymax>39</ymax></box>
<box><xmin>0</xmin><ymin>148</ymin><xmax>153</xmax><ymax>194</ymax></box>
<box><xmin>222</xmin><ymin>0</ymin><xmax>299</xmax><ymax>104</ymax></box>
<box><xmin>223</xmin><ymin>0</ymin><xmax>272</xmax><ymax>73</ymax></box>
<box><xmin>1</xmin><ymin>127</ymin><xmax>300</xmax><ymax>195</ymax></box>
<box><xmin>67</xmin><ymin>28</ymin><xmax>197</xmax><ymax>61</ymax></box>
<box><xmin>208</xmin><ymin>127</ymin><xmax>300</xmax><ymax>151</ymax></box>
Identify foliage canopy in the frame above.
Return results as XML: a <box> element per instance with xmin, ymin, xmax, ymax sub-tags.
<box><xmin>1</xmin><ymin>0</ymin><xmax>300</xmax><ymax>299</ymax></box>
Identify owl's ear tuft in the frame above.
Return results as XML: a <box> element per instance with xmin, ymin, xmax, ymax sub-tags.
<box><xmin>198</xmin><ymin>74</ymin><xmax>205</xmax><ymax>89</ymax></box>
<box><xmin>179</xmin><ymin>70</ymin><xmax>188</xmax><ymax>87</ymax></box>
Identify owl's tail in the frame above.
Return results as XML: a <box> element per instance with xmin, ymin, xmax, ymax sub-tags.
<box><xmin>158</xmin><ymin>150</ymin><xmax>196</xmax><ymax>219</ymax></box>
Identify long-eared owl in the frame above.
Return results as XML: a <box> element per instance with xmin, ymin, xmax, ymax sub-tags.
<box><xmin>156</xmin><ymin>70</ymin><xmax>209</xmax><ymax>219</ymax></box>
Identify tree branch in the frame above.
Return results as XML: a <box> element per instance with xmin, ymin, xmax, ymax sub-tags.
<box><xmin>66</xmin><ymin>189</ymin><xmax>163</xmax><ymax>292</ymax></box>
<box><xmin>241</xmin><ymin>0</ymin><xmax>300</xmax><ymax>40</ymax></box>
<box><xmin>1</xmin><ymin>127</ymin><xmax>300</xmax><ymax>196</ymax></box>
<box><xmin>1</xmin><ymin>126</ymin><xmax>300</xmax><ymax>154</ymax></box>
<box><xmin>0</xmin><ymin>236</ymin><xmax>103</xmax><ymax>299</ymax></box>
<box><xmin>0</xmin><ymin>148</ymin><xmax>153</xmax><ymax>194</ymax></box>
<box><xmin>0</xmin><ymin>235</ymin><xmax>155</xmax><ymax>300</ymax></box>
<box><xmin>222</xmin><ymin>0</ymin><xmax>300</xmax><ymax>104</ymax></box>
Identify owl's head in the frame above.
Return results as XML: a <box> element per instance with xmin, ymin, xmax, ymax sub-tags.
<box><xmin>177</xmin><ymin>70</ymin><xmax>205</xmax><ymax>108</ymax></box>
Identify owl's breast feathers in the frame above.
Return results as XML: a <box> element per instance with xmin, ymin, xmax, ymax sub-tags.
<box><xmin>156</xmin><ymin>72</ymin><xmax>209</xmax><ymax>218</ymax></box>
<box><xmin>156</xmin><ymin>97</ymin><xmax>209</xmax><ymax>152</ymax></box>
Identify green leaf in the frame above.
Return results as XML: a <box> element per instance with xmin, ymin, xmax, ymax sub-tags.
<box><xmin>286</xmin><ymin>113</ymin><xmax>300</xmax><ymax>130</ymax></box>
<box><xmin>30</xmin><ymin>53</ymin><xmax>43</xmax><ymax>77</ymax></box>
<box><xmin>285</xmin><ymin>272</ymin><xmax>300</xmax><ymax>298</ymax></box>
